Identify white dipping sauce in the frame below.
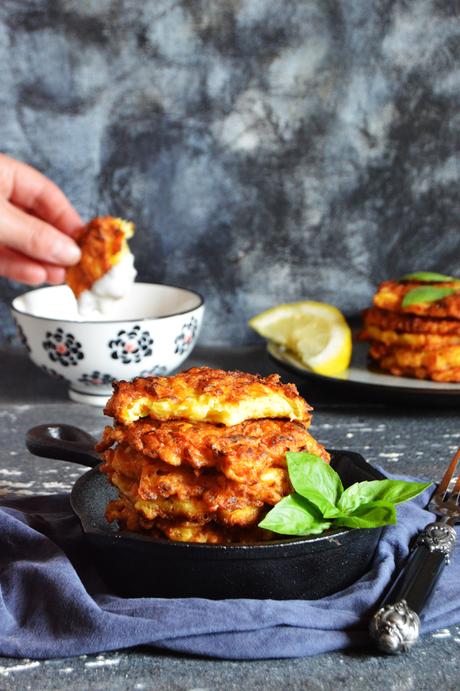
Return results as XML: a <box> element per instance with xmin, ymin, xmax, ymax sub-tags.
<box><xmin>77</xmin><ymin>252</ymin><xmax>137</xmax><ymax>316</ymax></box>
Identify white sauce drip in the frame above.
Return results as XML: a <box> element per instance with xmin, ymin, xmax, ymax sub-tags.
<box><xmin>77</xmin><ymin>252</ymin><xmax>137</xmax><ymax>316</ymax></box>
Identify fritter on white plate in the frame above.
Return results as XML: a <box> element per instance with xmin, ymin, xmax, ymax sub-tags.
<box><xmin>362</xmin><ymin>307</ymin><xmax>460</xmax><ymax>336</ymax></box>
<box><xmin>369</xmin><ymin>342</ymin><xmax>460</xmax><ymax>382</ymax></box>
<box><xmin>373</xmin><ymin>280</ymin><xmax>460</xmax><ymax>319</ymax></box>
<box><xmin>360</xmin><ymin>278</ymin><xmax>460</xmax><ymax>383</ymax></box>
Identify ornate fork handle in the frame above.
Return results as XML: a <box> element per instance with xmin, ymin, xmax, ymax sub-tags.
<box><xmin>369</xmin><ymin>521</ymin><xmax>457</xmax><ymax>654</ymax></box>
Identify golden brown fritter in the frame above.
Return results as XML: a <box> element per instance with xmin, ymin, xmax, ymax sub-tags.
<box><xmin>153</xmin><ymin>518</ymin><xmax>271</xmax><ymax>544</ymax></box>
<box><xmin>360</xmin><ymin>280</ymin><xmax>460</xmax><ymax>383</ymax></box>
<box><xmin>66</xmin><ymin>216</ymin><xmax>134</xmax><ymax>298</ymax></box>
<box><xmin>104</xmin><ymin>367</ymin><xmax>312</xmax><ymax>426</ymax></box>
<box><xmin>360</xmin><ymin>324</ymin><xmax>460</xmax><ymax>349</ymax></box>
<box><xmin>369</xmin><ymin>342</ymin><xmax>460</xmax><ymax>382</ymax></box>
<box><xmin>362</xmin><ymin>307</ymin><xmax>460</xmax><ymax>336</ymax></box>
<box><xmin>108</xmin><ymin>464</ymin><xmax>266</xmax><ymax>527</ymax></box>
<box><xmin>101</xmin><ymin>443</ymin><xmax>291</xmax><ymax>523</ymax></box>
<box><xmin>96</xmin><ymin>417</ymin><xmax>328</xmax><ymax>483</ymax></box>
<box><xmin>105</xmin><ymin>497</ymin><xmax>272</xmax><ymax>543</ymax></box>
<box><xmin>373</xmin><ymin>280</ymin><xmax>460</xmax><ymax>319</ymax></box>
<box><xmin>374</xmin><ymin>362</ymin><xmax>460</xmax><ymax>382</ymax></box>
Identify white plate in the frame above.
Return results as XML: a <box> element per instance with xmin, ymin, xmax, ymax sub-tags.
<box><xmin>267</xmin><ymin>340</ymin><xmax>460</xmax><ymax>398</ymax></box>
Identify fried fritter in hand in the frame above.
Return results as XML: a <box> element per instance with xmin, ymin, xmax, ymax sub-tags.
<box><xmin>66</xmin><ymin>216</ymin><xmax>136</xmax><ymax>315</ymax></box>
<box><xmin>66</xmin><ymin>216</ymin><xmax>134</xmax><ymax>298</ymax></box>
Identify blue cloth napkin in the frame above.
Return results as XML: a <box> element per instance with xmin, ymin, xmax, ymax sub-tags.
<box><xmin>0</xmin><ymin>481</ymin><xmax>459</xmax><ymax>660</ymax></box>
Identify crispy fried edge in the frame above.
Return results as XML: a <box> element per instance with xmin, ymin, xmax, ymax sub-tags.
<box><xmin>360</xmin><ymin>324</ymin><xmax>460</xmax><ymax>348</ymax></box>
<box><xmin>369</xmin><ymin>342</ymin><xmax>460</xmax><ymax>381</ymax></box>
<box><xmin>361</xmin><ymin>307</ymin><xmax>460</xmax><ymax>336</ymax></box>
<box><xmin>103</xmin><ymin>367</ymin><xmax>312</xmax><ymax>425</ymax></box>
<box><xmin>96</xmin><ymin>418</ymin><xmax>328</xmax><ymax>482</ymax></box>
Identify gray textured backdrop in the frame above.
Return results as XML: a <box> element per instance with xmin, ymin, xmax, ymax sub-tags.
<box><xmin>0</xmin><ymin>0</ymin><xmax>459</xmax><ymax>345</ymax></box>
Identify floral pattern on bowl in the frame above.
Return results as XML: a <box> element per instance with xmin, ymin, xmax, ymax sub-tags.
<box><xmin>109</xmin><ymin>325</ymin><xmax>154</xmax><ymax>364</ymax></box>
<box><xmin>78</xmin><ymin>371</ymin><xmax>116</xmax><ymax>386</ymax></box>
<box><xmin>43</xmin><ymin>328</ymin><xmax>84</xmax><ymax>367</ymax></box>
<box><xmin>140</xmin><ymin>365</ymin><xmax>169</xmax><ymax>377</ymax></box>
<box><xmin>174</xmin><ymin>317</ymin><xmax>198</xmax><ymax>355</ymax></box>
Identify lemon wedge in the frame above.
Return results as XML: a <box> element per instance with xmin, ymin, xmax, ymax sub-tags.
<box><xmin>249</xmin><ymin>301</ymin><xmax>352</xmax><ymax>376</ymax></box>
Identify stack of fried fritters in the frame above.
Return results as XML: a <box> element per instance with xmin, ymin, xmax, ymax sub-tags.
<box><xmin>97</xmin><ymin>367</ymin><xmax>330</xmax><ymax>543</ymax></box>
<box><xmin>359</xmin><ymin>279</ymin><xmax>460</xmax><ymax>382</ymax></box>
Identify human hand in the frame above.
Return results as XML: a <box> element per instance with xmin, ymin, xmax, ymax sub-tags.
<box><xmin>0</xmin><ymin>153</ymin><xmax>82</xmax><ymax>285</ymax></box>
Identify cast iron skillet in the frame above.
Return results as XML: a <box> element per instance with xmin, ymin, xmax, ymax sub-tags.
<box><xmin>26</xmin><ymin>424</ymin><xmax>386</xmax><ymax>600</ymax></box>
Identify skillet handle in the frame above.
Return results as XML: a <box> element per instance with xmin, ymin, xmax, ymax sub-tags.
<box><xmin>26</xmin><ymin>424</ymin><xmax>100</xmax><ymax>468</ymax></box>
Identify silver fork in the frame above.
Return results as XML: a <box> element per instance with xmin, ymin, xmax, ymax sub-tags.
<box><xmin>369</xmin><ymin>448</ymin><xmax>460</xmax><ymax>654</ymax></box>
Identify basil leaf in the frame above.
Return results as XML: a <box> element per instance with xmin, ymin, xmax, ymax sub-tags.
<box><xmin>335</xmin><ymin>501</ymin><xmax>396</xmax><ymax>529</ymax></box>
<box><xmin>402</xmin><ymin>286</ymin><xmax>458</xmax><ymax>307</ymax></box>
<box><xmin>338</xmin><ymin>479</ymin><xmax>431</xmax><ymax>514</ymax></box>
<box><xmin>259</xmin><ymin>493</ymin><xmax>331</xmax><ymax>535</ymax></box>
<box><xmin>286</xmin><ymin>452</ymin><xmax>343</xmax><ymax>518</ymax></box>
<box><xmin>402</xmin><ymin>272</ymin><xmax>455</xmax><ymax>283</ymax></box>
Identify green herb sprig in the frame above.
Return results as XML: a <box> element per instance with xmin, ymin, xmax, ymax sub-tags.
<box><xmin>402</xmin><ymin>285</ymin><xmax>459</xmax><ymax>308</ymax></box>
<box><xmin>399</xmin><ymin>272</ymin><xmax>460</xmax><ymax>307</ymax></box>
<box><xmin>402</xmin><ymin>271</ymin><xmax>455</xmax><ymax>283</ymax></box>
<box><xmin>258</xmin><ymin>452</ymin><xmax>430</xmax><ymax>536</ymax></box>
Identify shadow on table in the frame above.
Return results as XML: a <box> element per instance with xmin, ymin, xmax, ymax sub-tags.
<box><xmin>2</xmin><ymin>347</ymin><xmax>68</xmax><ymax>403</ymax></box>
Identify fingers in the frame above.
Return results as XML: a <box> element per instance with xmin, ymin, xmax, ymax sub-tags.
<box><xmin>44</xmin><ymin>265</ymin><xmax>67</xmax><ymax>284</ymax></box>
<box><xmin>0</xmin><ymin>154</ymin><xmax>82</xmax><ymax>286</ymax></box>
<box><xmin>0</xmin><ymin>245</ymin><xmax>47</xmax><ymax>284</ymax></box>
<box><xmin>0</xmin><ymin>196</ymin><xmax>81</xmax><ymax>266</ymax></box>
<box><xmin>0</xmin><ymin>153</ymin><xmax>83</xmax><ymax>236</ymax></box>
<box><xmin>0</xmin><ymin>246</ymin><xmax>68</xmax><ymax>285</ymax></box>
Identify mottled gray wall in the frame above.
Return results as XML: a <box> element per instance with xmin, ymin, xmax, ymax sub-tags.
<box><xmin>1</xmin><ymin>0</ymin><xmax>459</xmax><ymax>345</ymax></box>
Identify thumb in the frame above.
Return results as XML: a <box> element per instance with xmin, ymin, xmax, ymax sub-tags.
<box><xmin>0</xmin><ymin>197</ymin><xmax>81</xmax><ymax>266</ymax></box>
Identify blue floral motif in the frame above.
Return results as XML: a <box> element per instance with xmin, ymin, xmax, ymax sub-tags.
<box><xmin>139</xmin><ymin>365</ymin><xmax>169</xmax><ymax>377</ymax></box>
<box><xmin>78</xmin><ymin>371</ymin><xmax>116</xmax><ymax>386</ymax></box>
<box><xmin>174</xmin><ymin>317</ymin><xmax>198</xmax><ymax>355</ymax></box>
<box><xmin>109</xmin><ymin>325</ymin><xmax>153</xmax><ymax>364</ymax></box>
<box><xmin>43</xmin><ymin>328</ymin><xmax>84</xmax><ymax>367</ymax></box>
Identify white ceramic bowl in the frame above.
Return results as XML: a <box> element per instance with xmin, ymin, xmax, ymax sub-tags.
<box><xmin>11</xmin><ymin>283</ymin><xmax>204</xmax><ymax>406</ymax></box>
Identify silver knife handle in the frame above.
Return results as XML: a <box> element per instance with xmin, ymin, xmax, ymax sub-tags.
<box><xmin>370</xmin><ymin>599</ymin><xmax>421</xmax><ymax>654</ymax></box>
<box><xmin>369</xmin><ymin>522</ymin><xmax>457</xmax><ymax>654</ymax></box>
<box><xmin>416</xmin><ymin>522</ymin><xmax>457</xmax><ymax>564</ymax></box>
